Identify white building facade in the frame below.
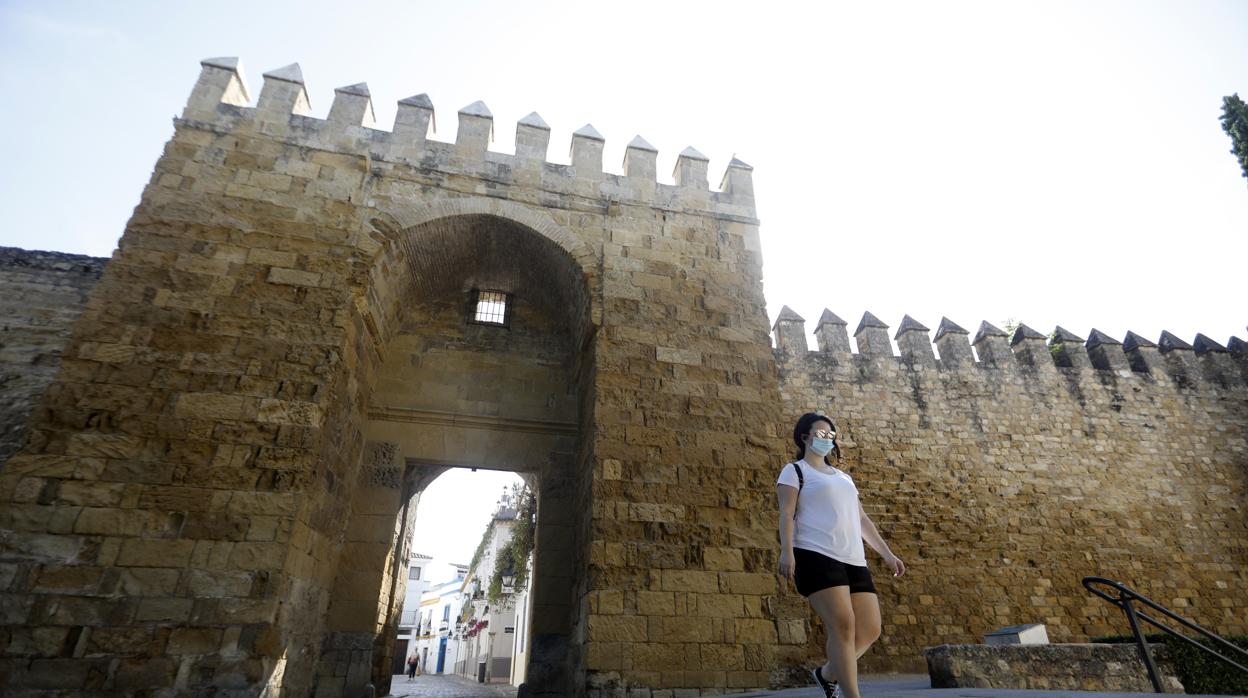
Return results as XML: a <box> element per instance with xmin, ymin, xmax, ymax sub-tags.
<box><xmin>452</xmin><ymin>502</ymin><xmax>518</xmax><ymax>685</ymax></box>
<box><xmin>392</xmin><ymin>553</ymin><xmax>432</xmax><ymax>675</ymax></box>
<box><xmin>396</xmin><ymin>489</ymin><xmax>535</xmax><ymax>688</ymax></box>
<box><xmin>409</xmin><ymin>571</ymin><xmax>467</xmax><ymax>676</ymax></box>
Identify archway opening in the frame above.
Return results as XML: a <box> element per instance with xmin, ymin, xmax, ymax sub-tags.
<box><xmin>392</xmin><ymin>467</ymin><xmax>533</xmax><ymax>690</ymax></box>
<box><xmin>314</xmin><ymin>211</ymin><xmax>596</xmax><ymax>697</ymax></box>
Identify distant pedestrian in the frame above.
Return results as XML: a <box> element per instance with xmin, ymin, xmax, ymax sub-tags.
<box><xmin>776</xmin><ymin>412</ymin><xmax>905</xmax><ymax>698</ymax></box>
<box><xmin>407</xmin><ymin>653</ymin><xmax>418</xmax><ymax>680</ymax></box>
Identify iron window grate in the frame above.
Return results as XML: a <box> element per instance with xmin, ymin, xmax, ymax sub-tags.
<box><xmin>471</xmin><ymin>290</ymin><xmax>509</xmax><ymax>326</ymax></box>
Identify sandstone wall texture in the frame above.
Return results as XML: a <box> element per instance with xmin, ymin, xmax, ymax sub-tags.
<box><xmin>0</xmin><ymin>56</ymin><xmax>1244</xmax><ymax>698</ymax></box>
<box><xmin>773</xmin><ymin>311</ymin><xmax>1248</xmax><ymax>674</ymax></box>
<box><xmin>925</xmin><ymin>643</ymin><xmax>1184</xmax><ymax>691</ymax></box>
<box><xmin>0</xmin><ymin>58</ymin><xmax>777</xmax><ymax>698</ymax></box>
<box><xmin>0</xmin><ymin>248</ymin><xmax>106</xmax><ymax>464</ymax></box>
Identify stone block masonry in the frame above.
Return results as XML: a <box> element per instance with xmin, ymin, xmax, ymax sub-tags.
<box><xmin>773</xmin><ymin>311</ymin><xmax>1248</xmax><ymax>674</ymax></box>
<box><xmin>0</xmin><ymin>56</ymin><xmax>776</xmax><ymax>698</ymax></box>
<box><xmin>0</xmin><ymin>54</ymin><xmax>1244</xmax><ymax>698</ymax></box>
<box><xmin>925</xmin><ymin>643</ymin><xmax>1184</xmax><ymax>691</ymax></box>
<box><xmin>0</xmin><ymin>248</ymin><xmax>107</xmax><ymax>463</ymax></box>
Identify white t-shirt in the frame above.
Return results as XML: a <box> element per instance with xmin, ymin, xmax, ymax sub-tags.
<box><xmin>776</xmin><ymin>461</ymin><xmax>867</xmax><ymax>567</ymax></box>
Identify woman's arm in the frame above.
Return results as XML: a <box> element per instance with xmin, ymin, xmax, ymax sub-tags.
<box><xmin>776</xmin><ymin>485</ymin><xmax>798</xmax><ymax>582</ymax></box>
<box><xmin>859</xmin><ymin>501</ymin><xmax>905</xmax><ymax>577</ymax></box>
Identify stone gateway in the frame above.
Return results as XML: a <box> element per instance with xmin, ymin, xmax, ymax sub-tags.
<box><xmin>0</xmin><ymin>58</ymin><xmax>1245</xmax><ymax>696</ymax></box>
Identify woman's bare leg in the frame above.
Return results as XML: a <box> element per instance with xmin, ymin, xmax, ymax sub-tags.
<box><xmin>808</xmin><ymin>586</ymin><xmax>860</xmax><ymax>698</ymax></box>
<box><xmin>850</xmin><ymin>591</ymin><xmax>882</xmax><ymax>659</ymax></box>
<box><xmin>813</xmin><ymin>592</ymin><xmax>882</xmax><ymax>689</ymax></box>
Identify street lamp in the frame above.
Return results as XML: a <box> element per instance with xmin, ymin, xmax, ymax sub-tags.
<box><xmin>501</xmin><ymin>560</ymin><xmax>515</xmax><ymax>590</ymax></box>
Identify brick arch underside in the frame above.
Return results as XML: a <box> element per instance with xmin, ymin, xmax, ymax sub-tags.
<box><xmin>369</xmin><ymin>199</ymin><xmax>601</xmax><ymax>355</ymax></box>
<box><xmin>400</xmin><ymin>214</ymin><xmax>591</xmax><ymax>343</ymax></box>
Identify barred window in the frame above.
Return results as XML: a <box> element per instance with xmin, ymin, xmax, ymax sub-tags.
<box><xmin>471</xmin><ymin>290</ymin><xmax>509</xmax><ymax>326</ymax></box>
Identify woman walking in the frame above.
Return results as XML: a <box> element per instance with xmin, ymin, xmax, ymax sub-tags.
<box><xmin>776</xmin><ymin>413</ymin><xmax>905</xmax><ymax>698</ymax></box>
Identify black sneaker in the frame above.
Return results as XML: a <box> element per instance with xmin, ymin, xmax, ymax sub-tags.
<box><xmin>812</xmin><ymin>666</ymin><xmax>839</xmax><ymax>698</ymax></box>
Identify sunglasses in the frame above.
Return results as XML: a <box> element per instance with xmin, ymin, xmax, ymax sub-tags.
<box><xmin>810</xmin><ymin>430</ymin><xmax>836</xmax><ymax>439</ymax></box>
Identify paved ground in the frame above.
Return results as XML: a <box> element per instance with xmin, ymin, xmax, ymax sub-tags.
<box><xmin>704</xmin><ymin>674</ymin><xmax>1231</xmax><ymax>698</ymax></box>
<box><xmin>385</xmin><ymin>673</ymin><xmax>1233</xmax><ymax>698</ymax></box>
<box><xmin>388</xmin><ymin>672</ymin><xmax>518</xmax><ymax>697</ymax></box>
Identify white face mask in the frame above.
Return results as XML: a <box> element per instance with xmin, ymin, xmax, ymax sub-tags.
<box><xmin>808</xmin><ymin>437</ymin><xmax>835</xmax><ymax>456</ymax></box>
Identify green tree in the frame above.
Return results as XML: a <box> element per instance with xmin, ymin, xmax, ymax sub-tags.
<box><xmin>1001</xmin><ymin>318</ymin><xmax>1059</xmax><ymax>356</ymax></box>
<box><xmin>1221</xmin><ymin>94</ymin><xmax>1248</xmax><ymax>180</ymax></box>
<box><xmin>487</xmin><ymin>484</ymin><xmax>536</xmax><ymax>607</ymax></box>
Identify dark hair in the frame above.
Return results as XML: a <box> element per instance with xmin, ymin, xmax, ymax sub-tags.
<box><xmin>792</xmin><ymin>412</ymin><xmax>841</xmax><ymax>464</ymax></box>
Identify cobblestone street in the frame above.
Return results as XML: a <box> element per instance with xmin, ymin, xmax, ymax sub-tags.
<box><xmin>700</xmin><ymin>674</ymin><xmax>1219</xmax><ymax>698</ymax></box>
<box><xmin>385</xmin><ymin>674</ymin><xmax>1223</xmax><ymax>698</ymax></box>
<box><xmin>388</xmin><ymin>673</ymin><xmax>518</xmax><ymax>697</ymax></box>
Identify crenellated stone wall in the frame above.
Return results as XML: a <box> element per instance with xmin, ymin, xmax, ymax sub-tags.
<box><xmin>0</xmin><ymin>55</ymin><xmax>1244</xmax><ymax>698</ymax></box>
<box><xmin>0</xmin><ymin>57</ymin><xmax>775</xmax><ymax>697</ymax></box>
<box><xmin>771</xmin><ymin>308</ymin><xmax>1248</xmax><ymax>673</ymax></box>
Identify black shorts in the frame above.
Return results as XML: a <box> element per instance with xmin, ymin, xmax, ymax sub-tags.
<box><xmin>793</xmin><ymin>547</ymin><xmax>876</xmax><ymax>597</ymax></box>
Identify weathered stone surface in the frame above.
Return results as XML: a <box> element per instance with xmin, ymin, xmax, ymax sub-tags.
<box><xmin>777</xmin><ymin>318</ymin><xmax>1248</xmax><ymax>674</ymax></box>
<box><xmin>1</xmin><ymin>55</ymin><xmax>1245</xmax><ymax>698</ymax></box>
<box><xmin>894</xmin><ymin>314</ymin><xmax>930</xmax><ymax>338</ymax></box>
<box><xmin>1049</xmin><ymin>326</ymin><xmax>1090</xmax><ymax>369</ymax></box>
<box><xmin>895</xmin><ymin>315</ymin><xmax>935</xmax><ymax>365</ymax></box>
<box><xmin>853</xmin><ymin>312</ymin><xmax>891</xmax><ymax>356</ymax></box>
<box><xmin>925</xmin><ymin>643</ymin><xmax>1183</xmax><ymax>692</ymax></box>
<box><xmin>771</xmin><ymin>306</ymin><xmax>807</xmax><ymax>354</ymax></box>
<box><xmin>0</xmin><ymin>56</ymin><xmax>771</xmax><ymax>698</ymax></box>
<box><xmin>813</xmin><ymin>309</ymin><xmax>851</xmax><ymax>355</ymax></box>
<box><xmin>0</xmin><ymin>248</ymin><xmax>107</xmax><ymax>463</ymax></box>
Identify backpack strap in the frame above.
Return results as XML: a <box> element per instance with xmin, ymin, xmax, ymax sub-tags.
<box><xmin>789</xmin><ymin>462</ymin><xmax>804</xmax><ymax>520</ymax></box>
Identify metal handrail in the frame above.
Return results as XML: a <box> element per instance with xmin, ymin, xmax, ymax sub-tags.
<box><xmin>1083</xmin><ymin>576</ymin><xmax>1248</xmax><ymax>693</ymax></box>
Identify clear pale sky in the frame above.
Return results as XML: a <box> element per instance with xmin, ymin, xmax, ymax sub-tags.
<box><xmin>410</xmin><ymin>469</ymin><xmax>522</xmax><ymax>586</ymax></box>
<box><xmin>1</xmin><ymin>1</ymin><xmax>1245</xmax><ymax>344</ymax></box>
